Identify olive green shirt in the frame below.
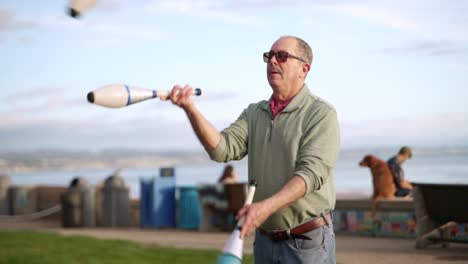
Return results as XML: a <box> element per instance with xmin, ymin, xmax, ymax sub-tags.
<box><xmin>208</xmin><ymin>85</ymin><xmax>340</xmax><ymax>230</ymax></box>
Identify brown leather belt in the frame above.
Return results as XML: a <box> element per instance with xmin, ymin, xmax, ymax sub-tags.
<box><xmin>259</xmin><ymin>212</ymin><xmax>333</xmax><ymax>242</ymax></box>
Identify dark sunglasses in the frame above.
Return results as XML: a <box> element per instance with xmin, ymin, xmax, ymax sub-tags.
<box><xmin>263</xmin><ymin>50</ymin><xmax>307</xmax><ymax>63</ymax></box>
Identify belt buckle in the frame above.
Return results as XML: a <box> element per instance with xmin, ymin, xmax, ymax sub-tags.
<box><xmin>272</xmin><ymin>232</ymin><xmax>284</xmax><ymax>241</ymax></box>
<box><xmin>266</xmin><ymin>230</ymin><xmax>285</xmax><ymax>242</ymax></box>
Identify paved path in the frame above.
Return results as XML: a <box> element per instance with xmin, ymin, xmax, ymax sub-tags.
<box><xmin>1</xmin><ymin>220</ymin><xmax>468</xmax><ymax>263</ymax></box>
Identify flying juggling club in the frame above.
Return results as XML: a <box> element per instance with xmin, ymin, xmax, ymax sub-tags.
<box><xmin>87</xmin><ymin>84</ymin><xmax>202</xmax><ymax>108</ymax></box>
<box><xmin>217</xmin><ymin>180</ymin><xmax>257</xmax><ymax>264</ymax></box>
<box><xmin>67</xmin><ymin>0</ymin><xmax>97</xmax><ymax>18</ymax></box>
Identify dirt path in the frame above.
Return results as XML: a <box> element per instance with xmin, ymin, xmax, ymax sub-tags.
<box><xmin>1</xmin><ymin>220</ymin><xmax>467</xmax><ymax>263</ymax></box>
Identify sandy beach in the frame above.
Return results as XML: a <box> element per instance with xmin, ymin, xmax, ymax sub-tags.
<box><xmin>1</xmin><ymin>220</ymin><xmax>467</xmax><ymax>264</ymax></box>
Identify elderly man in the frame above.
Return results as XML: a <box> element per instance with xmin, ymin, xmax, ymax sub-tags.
<box><xmin>169</xmin><ymin>36</ymin><xmax>340</xmax><ymax>263</ymax></box>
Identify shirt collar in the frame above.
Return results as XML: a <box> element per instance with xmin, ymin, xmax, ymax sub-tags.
<box><xmin>269</xmin><ymin>95</ymin><xmax>293</xmax><ymax>119</ymax></box>
<box><xmin>261</xmin><ymin>84</ymin><xmax>311</xmax><ymax>113</ymax></box>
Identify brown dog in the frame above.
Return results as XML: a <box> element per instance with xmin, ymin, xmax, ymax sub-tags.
<box><xmin>359</xmin><ymin>155</ymin><xmax>396</xmax><ymax>216</ymax></box>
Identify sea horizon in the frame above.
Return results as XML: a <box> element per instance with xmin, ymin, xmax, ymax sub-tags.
<box><xmin>2</xmin><ymin>145</ymin><xmax>468</xmax><ymax>199</ymax></box>
<box><xmin>1</xmin><ymin>145</ymin><xmax>467</xmax><ymax>173</ymax></box>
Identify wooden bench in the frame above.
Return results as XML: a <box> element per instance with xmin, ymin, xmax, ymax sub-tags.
<box><xmin>412</xmin><ymin>182</ymin><xmax>468</xmax><ymax>248</ymax></box>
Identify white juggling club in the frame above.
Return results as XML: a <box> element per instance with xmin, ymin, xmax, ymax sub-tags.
<box><xmin>68</xmin><ymin>0</ymin><xmax>97</xmax><ymax>18</ymax></box>
<box><xmin>87</xmin><ymin>84</ymin><xmax>202</xmax><ymax>108</ymax></box>
<box><xmin>217</xmin><ymin>180</ymin><xmax>257</xmax><ymax>264</ymax></box>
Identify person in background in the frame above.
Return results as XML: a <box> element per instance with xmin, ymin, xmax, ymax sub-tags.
<box><xmin>387</xmin><ymin>146</ymin><xmax>413</xmax><ymax>197</ymax></box>
<box><xmin>218</xmin><ymin>164</ymin><xmax>238</xmax><ymax>184</ymax></box>
<box><xmin>169</xmin><ymin>35</ymin><xmax>340</xmax><ymax>263</ymax></box>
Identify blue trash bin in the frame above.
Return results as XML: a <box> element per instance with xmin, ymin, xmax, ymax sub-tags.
<box><xmin>140</xmin><ymin>176</ymin><xmax>176</xmax><ymax>228</ymax></box>
<box><xmin>178</xmin><ymin>186</ymin><xmax>201</xmax><ymax>229</ymax></box>
<box><xmin>140</xmin><ymin>179</ymin><xmax>153</xmax><ymax>228</ymax></box>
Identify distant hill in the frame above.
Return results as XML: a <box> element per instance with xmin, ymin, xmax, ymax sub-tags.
<box><xmin>0</xmin><ymin>149</ymin><xmax>212</xmax><ymax>174</ymax></box>
<box><xmin>1</xmin><ymin>146</ymin><xmax>467</xmax><ymax>174</ymax></box>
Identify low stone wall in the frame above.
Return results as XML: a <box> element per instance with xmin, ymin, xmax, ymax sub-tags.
<box><xmin>333</xmin><ymin>198</ymin><xmax>468</xmax><ymax>240</ymax></box>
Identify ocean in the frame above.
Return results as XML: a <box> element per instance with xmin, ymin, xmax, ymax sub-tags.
<box><xmin>7</xmin><ymin>147</ymin><xmax>468</xmax><ymax>199</ymax></box>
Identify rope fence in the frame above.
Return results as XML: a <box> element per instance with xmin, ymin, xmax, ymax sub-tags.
<box><xmin>0</xmin><ymin>205</ymin><xmax>62</xmax><ymax>222</ymax></box>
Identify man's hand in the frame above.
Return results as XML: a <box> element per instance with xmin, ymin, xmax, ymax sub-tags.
<box><xmin>169</xmin><ymin>84</ymin><xmax>195</xmax><ymax>110</ymax></box>
<box><xmin>402</xmin><ymin>180</ymin><xmax>413</xmax><ymax>190</ymax></box>
<box><xmin>236</xmin><ymin>176</ymin><xmax>307</xmax><ymax>239</ymax></box>
<box><xmin>237</xmin><ymin>200</ymin><xmax>273</xmax><ymax>239</ymax></box>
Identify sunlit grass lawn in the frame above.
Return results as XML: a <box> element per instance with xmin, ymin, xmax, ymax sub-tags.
<box><xmin>0</xmin><ymin>230</ymin><xmax>254</xmax><ymax>264</ymax></box>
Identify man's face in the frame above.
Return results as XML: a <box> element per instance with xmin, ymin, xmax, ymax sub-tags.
<box><xmin>266</xmin><ymin>38</ymin><xmax>306</xmax><ymax>93</ymax></box>
<box><xmin>399</xmin><ymin>153</ymin><xmax>410</xmax><ymax>163</ymax></box>
<box><xmin>402</xmin><ymin>153</ymin><xmax>411</xmax><ymax>162</ymax></box>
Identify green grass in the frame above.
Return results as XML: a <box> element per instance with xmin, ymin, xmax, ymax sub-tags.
<box><xmin>0</xmin><ymin>230</ymin><xmax>254</xmax><ymax>264</ymax></box>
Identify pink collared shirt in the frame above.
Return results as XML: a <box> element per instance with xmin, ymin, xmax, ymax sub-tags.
<box><xmin>269</xmin><ymin>95</ymin><xmax>293</xmax><ymax>119</ymax></box>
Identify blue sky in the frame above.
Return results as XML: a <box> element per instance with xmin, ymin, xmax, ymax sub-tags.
<box><xmin>1</xmin><ymin>0</ymin><xmax>467</xmax><ymax>151</ymax></box>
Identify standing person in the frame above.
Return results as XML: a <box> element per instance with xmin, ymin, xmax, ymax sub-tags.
<box><xmin>218</xmin><ymin>164</ymin><xmax>238</xmax><ymax>184</ymax></box>
<box><xmin>169</xmin><ymin>36</ymin><xmax>340</xmax><ymax>263</ymax></box>
<box><xmin>387</xmin><ymin>146</ymin><xmax>413</xmax><ymax>197</ymax></box>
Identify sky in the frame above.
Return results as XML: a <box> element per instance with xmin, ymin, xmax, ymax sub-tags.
<box><xmin>1</xmin><ymin>0</ymin><xmax>467</xmax><ymax>152</ymax></box>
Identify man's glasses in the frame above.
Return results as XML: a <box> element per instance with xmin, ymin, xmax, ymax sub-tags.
<box><xmin>263</xmin><ymin>51</ymin><xmax>307</xmax><ymax>63</ymax></box>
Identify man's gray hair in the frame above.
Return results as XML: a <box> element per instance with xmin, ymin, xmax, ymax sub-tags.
<box><xmin>295</xmin><ymin>36</ymin><xmax>313</xmax><ymax>64</ymax></box>
<box><xmin>281</xmin><ymin>36</ymin><xmax>313</xmax><ymax>64</ymax></box>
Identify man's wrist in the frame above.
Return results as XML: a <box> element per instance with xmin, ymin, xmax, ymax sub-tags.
<box><xmin>183</xmin><ymin>102</ymin><xmax>197</xmax><ymax>115</ymax></box>
<box><xmin>262</xmin><ymin>196</ymin><xmax>279</xmax><ymax>217</ymax></box>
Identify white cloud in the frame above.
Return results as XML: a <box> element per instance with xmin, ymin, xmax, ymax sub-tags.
<box><xmin>148</xmin><ymin>0</ymin><xmax>265</xmax><ymax>26</ymax></box>
<box><xmin>45</xmin><ymin>16</ymin><xmax>165</xmax><ymax>42</ymax></box>
<box><xmin>1</xmin><ymin>107</ymin><xmax>467</xmax><ymax>151</ymax></box>
<box><xmin>327</xmin><ymin>2</ymin><xmax>468</xmax><ymax>43</ymax></box>
<box><xmin>0</xmin><ymin>86</ymin><xmax>88</xmax><ymax>127</ymax></box>
<box><xmin>341</xmin><ymin>112</ymin><xmax>468</xmax><ymax>148</ymax></box>
<box><xmin>92</xmin><ymin>23</ymin><xmax>163</xmax><ymax>41</ymax></box>
<box><xmin>97</xmin><ymin>0</ymin><xmax>122</xmax><ymax>13</ymax></box>
<box><xmin>330</xmin><ymin>3</ymin><xmax>420</xmax><ymax>32</ymax></box>
<box><xmin>0</xmin><ymin>115</ymin><xmax>202</xmax><ymax>151</ymax></box>
<box><xmin>3</xmin><ymin>86</ymin><xmax>64</xmax><ymax>102</ymax></box>
<box><xmin>0</xmin><ymin>8</ymin><xmax>40</xmax><ymax>32</ymax></box>
<box><xmin>0</xmin><ymin>7</ymin><xmax>164</xmax><ymax>43</ymax></box>
<box><xmin>0</xmin><ymin>8</ymin><xmax>14</xmax><ymax>32</ymax></box>
<box><xmin>379</xmin><ymin>40</ymin><xmax>467</xmax><ymax>56</ymax></box>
